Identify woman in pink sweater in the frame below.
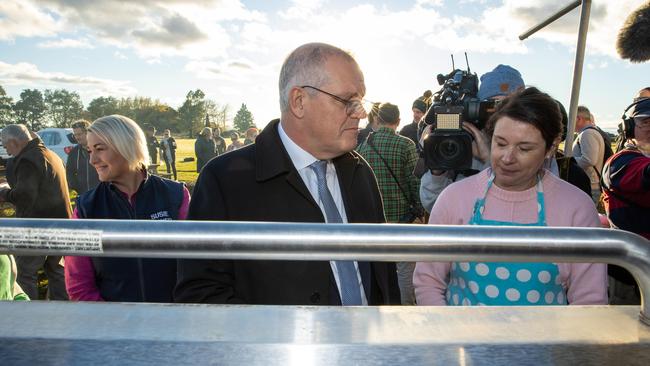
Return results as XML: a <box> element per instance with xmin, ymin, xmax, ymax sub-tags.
<box><xmin>414</xmin><ymin>87</ymin><xmax>607</xmax><ymax>306</ymax></box>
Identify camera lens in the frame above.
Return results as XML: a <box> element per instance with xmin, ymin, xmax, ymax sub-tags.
<box><xmin>437</xmin><ymin>138</ymin><xmax>461</xmax><ymax>160</ymax></box>
<box><xmin>424</xmin><ymin>132</ymin><xmax>473</xmax><ymax>171</ymax></box>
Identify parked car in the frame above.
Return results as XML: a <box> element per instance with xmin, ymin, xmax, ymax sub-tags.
<box><xmin>36</xmin><ymin>128</ymin><xmax>76</xmax><ymax>165</ymax></box>
<box><xmin>0</xmin><ymin>130</ymin><xmax>9</xmax><ymax>164</ymax></box>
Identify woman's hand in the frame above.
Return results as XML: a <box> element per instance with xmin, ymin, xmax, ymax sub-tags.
<box><xmin>463</xmin><ymin>122</ymin><xmax>490</xmax><ymax>164</ymax></box>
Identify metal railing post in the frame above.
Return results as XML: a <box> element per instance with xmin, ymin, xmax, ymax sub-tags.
<box><xmin>518</xmin><ymin>0</ymin><xmax>593</xmax><ymax>155</ymax></box>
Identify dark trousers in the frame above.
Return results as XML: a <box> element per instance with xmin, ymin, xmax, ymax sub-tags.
<box><xmin>15</xmin><ymin>255</ymin><xmax>68</xmax><ymax>300</ymax></box>
<box><xmin>164</xmin><ymin>159</ymin><xmax>177</xmax><ymax>180</ymax></box>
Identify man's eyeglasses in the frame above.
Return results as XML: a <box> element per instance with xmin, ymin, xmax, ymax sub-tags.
<box><xmin>300</xmin><ymin>85</ymin><xmax>370</xmax><ymax>118</ymax></box>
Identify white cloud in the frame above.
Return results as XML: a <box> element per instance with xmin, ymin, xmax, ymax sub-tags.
<box><xmin>13</xmin><ymin>0</ymin><xmax>266</xmax><ymax>60</ymax></box>
<box><xmin>417</xmin><ymin>0</ymin><xmax>443</xmax><ymax>7</ymax></box>
<box><xmin>37</xmin><ymin>38</ymin><xmax>95</xmax><ymax>49</ymax></box>
<box><xmin>279</xmin><ymin>0</ymin><xmax>325</xmax><ymax>19</ymax></box>
<box><xmin>587</xmin><ymin>61</ymin><xmax>609</xmax><ymax>70</ymax></box>
<box><xmin>0</xmin><ymin>60</ymin><xmax>136</xmax><ymax>97</ymax></box>
<box><xmin>113</xmin><ymin>51</ymin><xmax>128</xmax><ymax>60</ymax></box>
<box><xmin>0</xmin><ymin>0</ymin><xmax>62</xmax><ymax>40</ymax></box>
<box><xmin>3</xmin><ymin>0</ymin><xmax>645</xmax><ymax>63</ymax></box>
<box><xmin>185</xmin><ymin>58</ymin><xmax>266</xmax><ymax>81</ymax></box>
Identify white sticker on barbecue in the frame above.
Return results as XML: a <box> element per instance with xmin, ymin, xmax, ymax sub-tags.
<box><xmin>0</xmin><ymin>227</ymin><xmax>103</xmax><ymax>253</ymax></box>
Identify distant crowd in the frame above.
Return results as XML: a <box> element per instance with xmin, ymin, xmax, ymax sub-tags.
<box><xmin>0</xmin><ymin>42</ymin><xmax>648</xmax><ymax>310</ymax></box>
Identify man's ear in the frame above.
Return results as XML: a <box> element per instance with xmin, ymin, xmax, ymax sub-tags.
<box><xmin>288</xmin><ymin>87</ymin><xmax>306</xmax><ymax>119</ymax></box>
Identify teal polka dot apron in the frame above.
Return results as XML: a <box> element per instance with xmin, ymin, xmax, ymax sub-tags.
<box><xmin>446</xmin><ymin>171</ymin><xmax>567</xmax><ymax>306</ymax></box>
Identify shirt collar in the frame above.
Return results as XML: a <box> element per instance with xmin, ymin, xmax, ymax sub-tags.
<box><xmin>376</xmin><ymin>126</ymin><xmax>396</xmax><ymax>135</ymax></box>
<box><xmin>278</xmin><ymin>121</ymin><xmax>319</xmax><ymax>171</ymax></box>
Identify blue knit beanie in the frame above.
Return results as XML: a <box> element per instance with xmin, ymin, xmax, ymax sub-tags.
<box><xmin>478</xmin><ymin>64</ymin><xmax>525</xmax><ymax>100</ymax></box>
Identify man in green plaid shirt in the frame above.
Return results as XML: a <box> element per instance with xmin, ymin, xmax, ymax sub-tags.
<box><xmin>357</xmin><ymin>103</ymin><xmax>422</xmax><ymax>223</ymax></box>
<box><xmin>357</xmin><ymin>102</ymin><xmax>423</xmax><ymax>305</ymax></box>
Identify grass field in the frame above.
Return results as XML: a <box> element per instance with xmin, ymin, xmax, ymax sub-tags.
<box><xmin>169</xmin><ymin>138</ymin><xmax>200</xmax><ymax>184</ymax></box>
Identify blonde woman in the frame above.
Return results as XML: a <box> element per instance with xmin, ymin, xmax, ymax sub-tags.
<box><xmin>64</xmin><ymin>115</ymin><xmax>190</xmax><ymax>302</ymax></box>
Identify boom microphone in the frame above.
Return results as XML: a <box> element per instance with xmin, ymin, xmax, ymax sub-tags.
<box><xmin>617</xmin><ymin>1</ymin><xmax>650</xmax><ymax>63</ymax></box>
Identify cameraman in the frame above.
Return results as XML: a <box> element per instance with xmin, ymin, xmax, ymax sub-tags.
<box><xmin>419</xmin><ymin>65</ymin><xmax>525</xmax><ymax>212</ymax></box>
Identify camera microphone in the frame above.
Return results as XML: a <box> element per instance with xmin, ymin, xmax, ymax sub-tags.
<box><xmin>617</xmin><ymin>2</ymin><xmax>650</xmax><ymax>63</ymax></box>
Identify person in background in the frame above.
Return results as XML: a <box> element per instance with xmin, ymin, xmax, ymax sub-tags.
<box><xmin>160</xmin><ymin>129</ymin><xmax>177</xmax><ymax>180</ymax></box>
<box><xmin>144</xmin><ymin>125</ymin><xmax>159</xmax><ymax>165</ymax></box>
<box><xmin>227</xmin><ymin>131</ymin><xmax>244</xmax><ymax>152</ymax></box>
<box><xmin>601</xmin><ymin>97</ymin><xmax>650</xmax><ymax>305</ymax></box>
<box><xmin>0</xmin><ymin>124</ymin><xmax>71</xmax><ymax>301</ymax></box>
<box><xmin>414</xmin><ymin>87</ymin><xmax>607</xmax><ymax>306</ymax></box>
<box><xmin>175</xmin><ymin>42</ymin><xmax>400</xmax><ymax>306</ymax></box>
<box><xmin>356</xmin><ymin>102</ymin><xmax>380</xmax><ymax>146</ymax></box>
<box><xmin>572</xmin><ymin>105</ymin><xmax>606</xmax><ymax>204</ymax></box>
<box><xmin>357</xmin><ymin>102</ymin><xmax>422</xmax><ymax>305</ymax></box>
<box><xmin>553</xmin><ymin>101</ymin><xmax>592</xmax><ymax>197</ymax></box>
<box><xmin>0</xmin><ymin>255</ymin><xmax>29</xmax><ymax>300</ymax></box>
<box><xmin>195</xmin><ymin>127</ymin><xmax>216</xmax><ymax>172</ymax></box>
<box><xmin>419</xmin><ymin>64</ymin><xmax>524</xmax><ymax>213</ymax></box>
<box><xmin>64</xmin><ymin>115</ymin><xmax>190</xmax><ymax>302</ymax></box>
<box><xmin>67</xmin><ymin>119</ymin><xmax>100</xmax><ymax>195</ymax></box>
<box><xmin>213</xmin><ymin>127</ymin><xmax>227</xmax><ymax>156</ymax></box>
<box><xmin>399</xmin><ymin>96</ymin><xmax>428</xmax><ymax>145</ymax></box>
<box><xmin>244</xmin><ymin>127</ymin><xmax>259</xmax><ymax>145</ymax></box>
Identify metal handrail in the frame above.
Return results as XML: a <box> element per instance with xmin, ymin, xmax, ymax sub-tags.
<box><xmin>1</xmin><ymin>218</ymin><xmax>649</xmax><ymax>324</ymax></box>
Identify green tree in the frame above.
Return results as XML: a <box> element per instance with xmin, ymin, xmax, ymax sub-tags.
<box><xmin>89</xmin><ymin>96</ymin><xmax>179</xmax><ymax>133</ymax></box>
<box><xmin>87</xmin><ymin>96</ymin><xmax>120</xmax><ymax>120</ymax></box>
<box><xmin>178</xmin><ymin>89</ymin><xmax>206</xmax><ymax>138</ymax></box>
<box><xmin>13</xmin><ymin>89</ymin><xmax>46</xmax><ymax>131</ymax></box>
<box><xmin>136</xmin><ymin>102</ymin><xmax>179</xmax><ymax>133</ymax></box>
<box><xmin>44</xmin><ymin>89</ymin><xmax>84</xmax><ymax>128</ymax></box>
<box><xmin>233</xmin><ymin>103</ymin><xmax>254</xmax><ymax>132</ymax></box>
<box><xmin>0</xmin><ymin>85</ymin><xmax>16</xmax><ymax>127</ymax></box>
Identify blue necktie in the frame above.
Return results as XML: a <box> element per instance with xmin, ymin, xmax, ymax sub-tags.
<box><xmin>310</xmin><ymin>160</ymin><xmax>363</xmax><ymax>305</ymax></box>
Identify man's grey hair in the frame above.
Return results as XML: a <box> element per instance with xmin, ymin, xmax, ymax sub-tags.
<box><xmin>0</xmin><ymin>124</ymin><xmax>31</xmax><ymax>142</ymax></box>
<box><xmin>278</xmin><ymin>42</ymin><xmax>357</xmax><ymax>112</ymax></box>
<box><xmin>577</xmin><ymin>105</ymin><xmax>591</xmax><ymax>120</ymax></box>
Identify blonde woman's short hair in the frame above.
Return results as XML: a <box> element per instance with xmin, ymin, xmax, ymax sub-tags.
<box><xmin>89</xmin><ymin>115</ymin><xmax>150</xmax><ymax>171</ymax></box>
<box><xmin>200</xmin><ymin>127</ymin><xmax>212</xmax><ymax>137</ymax></box>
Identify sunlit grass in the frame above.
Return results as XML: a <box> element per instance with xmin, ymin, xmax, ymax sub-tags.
<box><xmin>169</xmin><ymin>138</ymin><xmax>200</xmax><ymax>184</ymax></box>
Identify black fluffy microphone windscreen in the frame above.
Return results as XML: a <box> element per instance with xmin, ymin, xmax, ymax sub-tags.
<box><xmin>617</xmin><ymin>1</ymin><xmax>650</xmax><ymax>63</ymax></box>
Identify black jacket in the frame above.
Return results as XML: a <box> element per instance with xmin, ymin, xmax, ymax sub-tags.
<box><xmin>175</xmin><ymin>119</ymin><xmax>400</xmax><ymax>305</ymax></box>
<box><xmin>77</xmin><ymin>175</ymin><xmax>183</xmax><ymax>302</ymax></box>
<box><xmin>399</xmin><ymin>121</ymin><xmax>419</xmax><ymax>146</ymax></box>
<box><xmin>3</xmin><ymin>139</ymin><xmax>71</xmax><ymax>219</ymax></box>
<box><xmin>194</xmin><ymin>136</ymin><xmax>216</xmax><ymax>172</ymax></box>
<box><xmin>66</xmin><ymin>144</ymin><xmax>100</xmax><ymax>195</ymax></box>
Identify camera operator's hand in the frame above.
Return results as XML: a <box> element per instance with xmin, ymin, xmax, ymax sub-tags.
<box><xmin>462</xmin><ymin>122</ymin><xmax>490</xmax><ymax>164</ymax></box>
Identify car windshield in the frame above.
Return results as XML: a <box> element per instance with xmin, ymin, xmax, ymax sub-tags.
<box><xmin>37</xmin><ymin>131</ymin><xmax>61</xmax><ymax>146</ymax></box>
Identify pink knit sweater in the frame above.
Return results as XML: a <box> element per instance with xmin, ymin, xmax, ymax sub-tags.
<box><xmin>414</xmin><ymin>168</ymin><xmax>608</xmax><ymax>306</ymax></box>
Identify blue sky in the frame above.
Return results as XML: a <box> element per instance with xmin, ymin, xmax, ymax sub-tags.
<box><xmin>1</xmin><ymin>0</ymin><xmax>648</xmax><ymax>131</ymax></box>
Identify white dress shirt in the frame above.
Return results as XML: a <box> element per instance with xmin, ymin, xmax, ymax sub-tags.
<box><xmin>278</xmin><ymin>122</ymin><xmax>368</xmax><ymax>305</ymax></box>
